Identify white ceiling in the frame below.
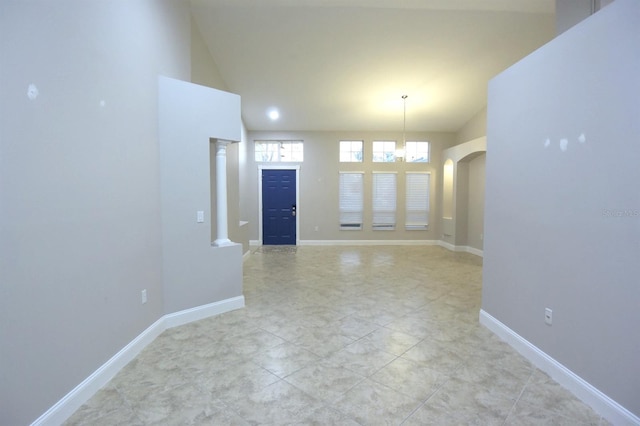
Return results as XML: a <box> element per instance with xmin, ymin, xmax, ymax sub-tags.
<box><xmin>190</xmin><ymin>0</ymin><xmax>555</xmax><ymax>132</ymax></box>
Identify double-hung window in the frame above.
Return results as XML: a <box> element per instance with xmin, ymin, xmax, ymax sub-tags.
<box><xmin>339</xmin><ymin>172</ymin><xmax>364</xmax><ymax>230</ymax></box>
<box><xmin>405</xmin><ymin>172</ymin><xmax>430</xmax><ymax>230</ymax></box>
<box><xmin>372</xmin><ymin>172</ymin><xmax>397</xmax><ymax>230</ymax></box>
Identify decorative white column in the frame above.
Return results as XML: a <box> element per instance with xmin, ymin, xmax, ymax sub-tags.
<box><xmin>213</xmin><ymin>140</ymin><xmax>233</xmax><ymax>247</ymax></box>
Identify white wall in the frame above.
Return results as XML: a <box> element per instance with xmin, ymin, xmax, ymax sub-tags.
<box><xmin>0</xmin><ymin>1</ymin><xmax>191</xmax><ymax>424</ymax></box>
<box><xmin>484</xmin><ymin>0</ymin><xmax>639</xmax><ymax>418</ymax></box>
<box><xmin>158</xmin><ymin>77</ymin><xmax>242</xmax><ymax>314</ymax></box>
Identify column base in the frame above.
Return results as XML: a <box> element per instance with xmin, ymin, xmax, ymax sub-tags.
<box><xmin>212</xmin><ymin>238</ymin><xmax>234</xmax><ymax>247</ymax></box>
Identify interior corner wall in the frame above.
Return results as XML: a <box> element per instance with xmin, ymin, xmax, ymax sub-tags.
<box><xmin>237</xmin><ymin>123</ymin><xmax>251</xmax><ymax>254</ymax></box>
<box><xmin>466</xmin><ymin>155</ymin><xmax>486</xmax><ymax>251</ymax></box>
<box><xmin>483</xmin><ymin>0</ymin><xmax>639</xmax><ymax>417</ymax></box>
<box><xmin>190</xmin><ymin>15</ymin><xmax>229</xmax><ymax>91</ymax></box>
<box><xmin>454</xmin><ymin>164</ymin><xmax>469</xmax><ymax>246</ymax></box>
<box><xmin>455</xmin><ymin>106</ymin><xmax>487</xmax><ymax>145</ymax></box>
<box><xmin>0</xmin><ymin>1</ymin><xmax>191</xmax><ymax>424</ymax></box>
<box><xmin>441</xmin><ymin>138</ymin><xmax>486</xmax><ymax>252</ymax></box>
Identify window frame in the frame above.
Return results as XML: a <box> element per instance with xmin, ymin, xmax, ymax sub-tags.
<box><xmin>339</xmin><ymin>140</ymin><xmax>364</xmax><ymax>163</ymax></box>
<box><xmin>405</xmin><ymin>141</ymin><xmax>430</xmax><ymax>163</ymax></box>
<box><xmin>254</xmin><ymin>140</ymin><xmax>304</xmax><ymax>162</ymax></box>
<box><xmin>372</xmin><ymin>140</ymin><xmax>397</xmax><ymax>163</ymax></box>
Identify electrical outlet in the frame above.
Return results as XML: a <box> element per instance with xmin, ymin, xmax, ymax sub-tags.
<box><xmin>545</xmin><ymin>308</ymin><xmax>552</xmax><ymax>325</ymax></box>
<box><xmin>314</xmin><ymin>226</ymin><xmax>319</xmax><ymax>231</ymax></box>
<box><xmin>141</xmin><ymin>289</ymin><xmax>147</xmax><ymax>304</ymax></box>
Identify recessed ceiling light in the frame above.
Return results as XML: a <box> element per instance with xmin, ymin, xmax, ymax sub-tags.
<box><xmin>268</xmin><ymin>109</ymin><xmax>280</xmax><ymax>120</ymax></box>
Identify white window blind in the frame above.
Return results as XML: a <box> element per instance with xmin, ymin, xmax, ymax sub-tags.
<box><xmin>339</xmin><ymin>172</ymin><xmax>363</xmax><ymax>230</ymax></box>
<box><xmin>406</xmin><ymin>172</ymin><xmax>430</xmax><ymax>230</ymax></box>
<box><xmin>372</xmin><ymin>172</ymin><xmax>396</xmax><ymax>230</ymax></box>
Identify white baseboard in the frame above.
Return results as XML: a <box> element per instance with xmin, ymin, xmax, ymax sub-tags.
<box><xmin>249</xmin><ymin>238</ymin><xmax>482</xmax><ymax>257</ymax></box>
<box><xmin>32</xmin><ymin>296</ymin><xmax>245</xmax><ymax>426</ymax></box>
<box><xmin>299</xmin><ymin>239</ymin><xmax>439</xmax><ymax>246</ymax></box>
<box><xmin>242</xmin><ymin>250</ymin><xmax>251</xmax><ymax>262</ymax></box>
<box><xmin>438</xmin><ymin>240</ymin><xmax>456</xmax><ymax>251</ymax></box>
<box><xmin>437</xmin><ymin>241</ymin><xmax>483</xmax><ymax>257</ymax></box>
<box><xmin>164</xmin><ymin>296</ymin><xmax>245</xmax><ymax>329</ymax></box>
<box><xmin>479</xmin><ymin>310</ymin><xmax>640</xmax><ymax>426</ymax></box>
<box><xmin>461</xmin><ymin>245</ymin><xmax>483</xmax><ymax>257</ymax></box>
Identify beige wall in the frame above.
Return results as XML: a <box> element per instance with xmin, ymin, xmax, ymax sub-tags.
<box><xmin>191</xmin><ymin>17</ymin><xmax>229</xmax><ymax>91</ymax></box>
<box><xmin>466</xmin><ymin>154</ymin><xmax>486</xmax><ymax>251</ymax></box>
<box><xmin>556</xmin><ymin>0</ymin><xmax>616</xmax><ymax>35</ymax></box>
<box><xmin>455</xmin><ymin>106</ymin><xmax>487</xmax><ymax>145</ymax></box>
<box><xmin>452</xmin><ymin>107</ymin><xmax>487</xmax><ymax>253</ymax></box>
<box><xmin>246</xmin><ymin>131</ymin><xmax>457</xmax><ymax>242</ymax></box>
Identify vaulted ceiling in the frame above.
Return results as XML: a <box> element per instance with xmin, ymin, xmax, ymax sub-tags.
<box><xmin>190</xmin><ymin>0</ymin><xmax>555</xmax><ymax>132</ymax></box>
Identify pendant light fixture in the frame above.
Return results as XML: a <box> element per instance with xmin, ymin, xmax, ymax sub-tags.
<box><xmin>396</xmin><ymin>95</ymin><xmax>408</xmax><ymax>161</ymax></box>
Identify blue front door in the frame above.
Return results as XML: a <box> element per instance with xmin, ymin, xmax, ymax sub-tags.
<box><xmin>262</xmin><ymin>169</ymin><xmax>296</xmax><ymax>245</ymax></box>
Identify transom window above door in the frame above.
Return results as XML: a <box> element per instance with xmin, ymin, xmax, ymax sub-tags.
<box><xmin>255</xmin><ymin>140</ymin><xmax>303</xmax><ymax>162</ymax></box>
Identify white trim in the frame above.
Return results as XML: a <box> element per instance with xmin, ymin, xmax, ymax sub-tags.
<box><xmin>252</xmin><ymin>239</ymin><xmax>482</xmax><ymax>256</ymax></box>
<box><xmin>300</xmin><ymin>240</ymin><xmax>439</xmax><ymax>246</ymax></box>
<box><xmin>242</xmin><ymin>250</ymin><xmax>251</xmax><ymax>262</ymax></box>
<box><xmin>437</xmin><ymin>240</ymin><xmax>483</xmax><ymax>257</ymax></box>
<box><xmin>31</xmin><ymin>296</ymin><xmax>245</xmax><ymax>426</ymax></box>
<box><xmin>479</xmin><ymin>310</ymin><xmax>640</xmax><ymax>426</ymax></box>
<box><xmin>164</xmin><ymin>296</ymin><xmax>245</xmax><ymax>329</ymax></box>
<box><xmin>438</xmin><ymin>240</ymin><xmax>456</xmax><ymax>251</ymax></box>
<box><xmin>463</xmin><ymin>246</ymin><xmax>483</xmax><ymax>257</ymax></box>
<box><xmin>31</xmin><ymin>318</ymin><xmax>165</xmax><ymax>426</ymax></box>
<box><xmin>258</xmin><ymin>165</ymin><xmax>300</xmax><ymax>246</ymax></box>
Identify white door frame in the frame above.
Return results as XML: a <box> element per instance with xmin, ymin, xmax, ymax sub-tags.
<box><xmin>257</xmin><ymin>165</ymin><xmax>301</xmax><ymax>246</ymax></box>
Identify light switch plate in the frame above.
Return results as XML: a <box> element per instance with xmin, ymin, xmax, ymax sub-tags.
<box><xmin>197</xmin><ymin>211</ymin><xmax>204</xmax><ymax>223</ymax></box>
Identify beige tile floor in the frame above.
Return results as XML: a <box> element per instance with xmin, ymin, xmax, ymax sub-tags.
<box><xmin>66</xmin><ymin>245</ymin><xmax>609</xmax><ymax>425</ymax></box>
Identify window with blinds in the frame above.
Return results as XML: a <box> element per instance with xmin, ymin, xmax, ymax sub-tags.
<box><xmin>406</xmin><ymin>172</ymin><xmax>430</xmax><ymax>230</ymax></box>
<box><xmin>372</xmin><ymin>172</ymin><xmax>396</xmax><ymax>230</ymax></box>
<box><xmin>339</xmin><ymin>172</ymin><xmax>363</xmax><ymax>230</ymax></box>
